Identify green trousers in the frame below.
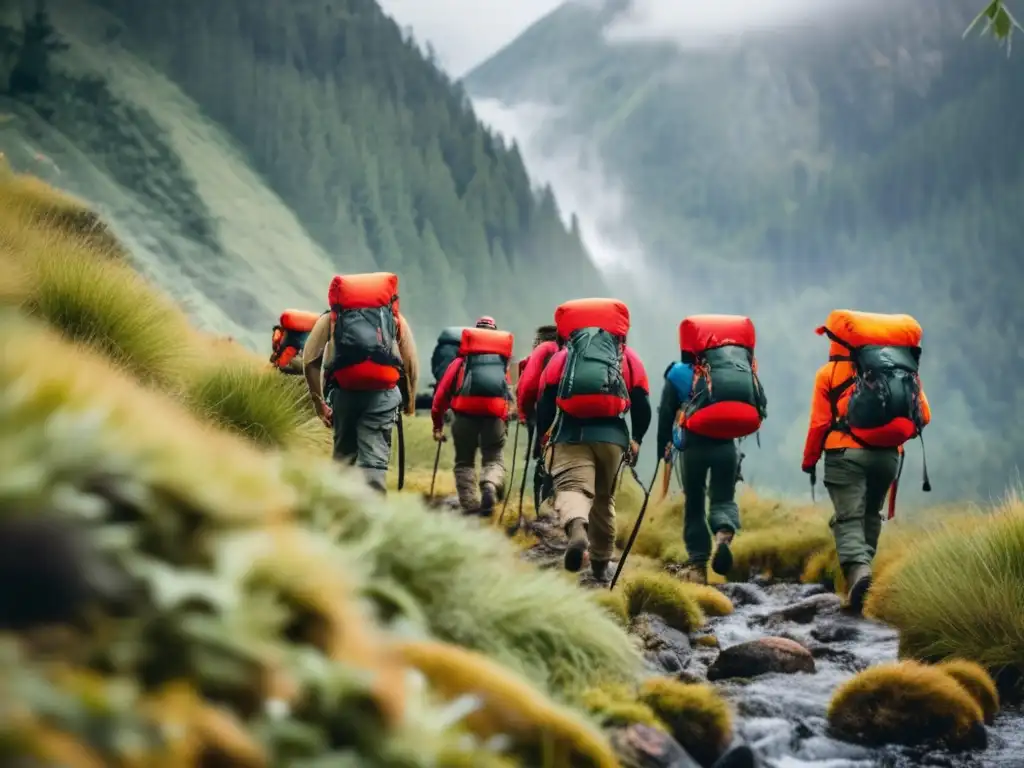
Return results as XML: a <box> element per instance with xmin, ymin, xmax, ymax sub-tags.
<box><xmin>823</xmin><ymin>447</ymin><xmax>900</xmax><ymax>570</ymax></box>
<box><xmin>681</xmin><ymin>437</ymin><xmax>741</xmax><ymax>564</ymax></box>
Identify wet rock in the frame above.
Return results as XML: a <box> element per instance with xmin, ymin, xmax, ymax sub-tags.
<box><xmin>810</xmin><ymin>621</ymin><xmax>861</xmax><ymax>644</ymax></box>
<box><xmin>807</xmin><ymin>644</ymin><xmax>868</xmax><ymax>672</ymax></box>
<box><xmin>707</xmin><ymin>637</ymin><xmax>816</xmax><ymax>681</ymax></box>
<box><xmin>608</xmin><ymin>723</ymin><xmax>702</xmax><ymax>768</ymax></box>
<box><xmin>711</xmin><ymin>744</ymin><xmax>758</xmax><ymax>768</ymax></box>
<box><xmin>632</xmin><ymin>614</ymin><xmax>693</xmax><ymax>675</ymax></box>
<box><xmin>754</xmin><ymin>593</ymin><xmax>841</xmax><ymax>626</ymax></box>
<box><xmin>797</xmin><ymin>583</ymin><xmax>831</xmax><ymax>599</ymax></box>
<box><xmin>715</xmin><ymin>582</ymin><xmax>767</xmax><ymax>607</ymax></box>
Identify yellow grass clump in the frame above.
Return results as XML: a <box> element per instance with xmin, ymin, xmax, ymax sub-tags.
<box><xmin>580</xmin><ymin>682</ymin><xmax>667</xmax><ymax>731</ymax></box>
<box><xmin>937</xmin><ymin>659</ymin><xmax>1000</xmax><ymax>724</ymax></box>
<box><xmin>638</xmin><ymin>678</ymin><xmax>734</xmax><ymax>767</ymax></box>
<box><xmin>620</xmin><ymin>570</ymin><xmax>706</xmax><ymax>634</ymax></box>
<box><xmin>827</xmin><ymin>661</ymin><xmax>985</xmax><ymax>751</ymax></box>
<box><xmin>394</xmin><ymin>639</ymin><xmax>619</xmax><ymax>768</ymax></box>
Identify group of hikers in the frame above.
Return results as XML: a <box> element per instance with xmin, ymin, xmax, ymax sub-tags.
<box><xmin>271</xmin><ymin>271</ymin><xmax>932</xmax><ymax>614</ymax></box>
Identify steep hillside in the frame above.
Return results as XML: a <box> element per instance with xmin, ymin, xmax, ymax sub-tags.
<box><xmin>466</xmin><ymin>0</ymin><xmax>1024</xmax><ymax>501</ymax></box>
<box><xmin>0</xmin><ymin>0</ymin><xmax>607</xmax><ymax>358</ymax></box>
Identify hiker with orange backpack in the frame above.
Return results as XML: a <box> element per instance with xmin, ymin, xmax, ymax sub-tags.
<box><xmin>656</xmin><ymin>315</ymin><xmax>768</xmax><ymax>585</ymax></box>
<box><xmin>431</xmin><ymin>317</ymin><xmax>514</xmax><ymax>517</ymax></box>
<box><xmin>269</xmin><ymin>309</ymin><xmax>320</xmax><ymax>375</ymax></box>
<box><xmin>801</xmin><ymin>310</ymin><xmax>932</xmax><ymax>614</ymax></box>
<box><xmin>535</xmin><ymin>299</ymin><xmax>651</xmax><ymax>581</ymax></box>
<box><xmin>301</xmin><ymin>272</ymin><xmax>419</xmax><ymax>494</ymax></box>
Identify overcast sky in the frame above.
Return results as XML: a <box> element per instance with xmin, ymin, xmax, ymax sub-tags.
<box><xmin>378</xmin><ymin>0</ymin><xmax>562</xmax><ymax>77</ymax></box>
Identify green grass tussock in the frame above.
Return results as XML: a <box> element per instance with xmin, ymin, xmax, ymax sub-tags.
<box><xmin>866</xmin><ymin>498</ymin><xmax>1024</xmax><ymax>686</ymax></box>
<box><xmin>286</xmin><ymin>453</ymin><xmax>646</xmax><ymax>699</ymax></box>
<box><xmin>827</xmin><ymin>661</ymin><xmax>985</xmax><ymax>751</ymax></box>
<box><xmin>620</xmin><ymin>570</ymin><xmax>706</xmax><ymax>634</ymax></box>
<box><xmin>580</xmin><ymin>682</ymin><xmax>668</xmax><ymax>731</ymax></box>
<box><xmin>183</xmin><ymin>359</ymin><xmax>318</xmax><ymax>449</ymax></box>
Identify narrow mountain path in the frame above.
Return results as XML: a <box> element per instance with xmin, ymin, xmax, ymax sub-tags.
<box><xmin>521</xmin><ymin>515</ymin><xmax>1024</xmax><ymax>768</ymax></box>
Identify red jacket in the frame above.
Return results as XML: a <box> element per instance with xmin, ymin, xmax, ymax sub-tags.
<box><xmin>515</xmin><ymin>340</ymin><xmax>559</xmax><ymax>422</ymax></box>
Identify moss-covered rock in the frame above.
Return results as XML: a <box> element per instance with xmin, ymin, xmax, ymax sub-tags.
<box><xmin>937</xmin><ymin>659</ymin><xmax>1000</xmax><ymax>725</ymax></box>
<box><xmin>638</xmin><ymin>678</ymin><xmax>733</xmax><ymax>767</ymax></box>
<box><xmin>827</xmin><ymin>661</ymin><xmax>986</xmax><ymax>751</ymax></box>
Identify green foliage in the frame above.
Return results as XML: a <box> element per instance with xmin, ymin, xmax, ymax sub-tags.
<box><xmin>87</xmin><ymin>0</ymin><xmax>608</xmax><ymax>353</ymax></box>
<box><xmin>967</xmin><ymin>1</ymin><xmax>1022</xmax><ymax>48</ymax></box>
<box><xmin>466</xmin><ymin>1</ymin><xmax>1024</xmax><ymax>501</ymax></box>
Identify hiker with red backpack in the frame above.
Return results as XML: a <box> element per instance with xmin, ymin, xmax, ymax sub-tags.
<box><xmin>301</xmin><ymin>272</ymin><xmax>418</xmax><ymax>494</ymax></box>
<box><xmin>657</xmin><ymin>315</ymin><xmax>768</xmax><ymax>585</ymax></box>
<box><xmin>535</xmin><ymin>299</ymin><xmax>651</xmax><ymax>582</ymax></box>
<box><xmin>801</xmin><ymin>310</ymin><xmax>932</xmax><ymax>614</ymax></box>
<box><xmin>516</xmin><ymin>323</ymin><xmax>560</xmax><ymax>508</ymax></box>
<box><xmin>431</xmin><ymin>318</ymin><xmax>514</xmax><ymax>517</ymax></box>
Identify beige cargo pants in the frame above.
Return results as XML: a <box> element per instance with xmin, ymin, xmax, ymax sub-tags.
<box><xmin>548</xmin><ymin>442</ymin><xmax>625</xmax><ymax>562</ymax></box>
<box><xmin>451</xmin><ymin>414</ymin><xmax>507</xmax><ymax>511</ymax></box>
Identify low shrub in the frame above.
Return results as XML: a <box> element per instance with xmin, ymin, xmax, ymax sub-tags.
<box><xmin>937</xmin><ymin>659</ymin><xmax>1000</xmax><ymax>724</ymax></box>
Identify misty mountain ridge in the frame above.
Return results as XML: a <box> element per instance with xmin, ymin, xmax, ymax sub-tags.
<box><xmin>1</xmin><ymin>0</ymin><xmax>608</xmax><ymax>357</ymax></box>
<box><xmin>466</xmin><ymin>0</ymin><xmax>1024</xmax><ymax>502</ymax></box>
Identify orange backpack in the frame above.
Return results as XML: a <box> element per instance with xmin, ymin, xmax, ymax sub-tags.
<box><xmin>326</xmin><ymin>272</ymin><xmax>403</xmax><ymax>390</ymax></box>
<box><xmin>450</xmin><ymin>327</ymin><xmax>514</xmax><ymax>418</ymax></box>
<box><xmin>271</xmin><ymin>309</ymin><xmax>319</xmax><ymax>370</ymax></box>
<box><xmin>553</xmin><ymin>298</ymin><xmax>631</xmax><ymax>419</ymax></box>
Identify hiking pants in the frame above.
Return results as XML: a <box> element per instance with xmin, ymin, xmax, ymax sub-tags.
<box><xmin>681</xmin><ymin>438</ymin><xmax>741</xmax><ymax>565</ymax></box>
<box><xmin>824</xmin><ymin>447</ymin><xmax>900</xmax><ymax>571</ymax></box>
<box><xmin>451</xmin><ymin>414</ymin><xmax>507</xmax><ymax>511</ymax></box>
<box><xmin>549</xmin><ymin>441</ymin><xmax>624</xmax><ymax>562</ymax></box>
<box><xmin>330</xmin><ymin>387</ymin><xmax>402</xmax><ymax>493</ymax></box>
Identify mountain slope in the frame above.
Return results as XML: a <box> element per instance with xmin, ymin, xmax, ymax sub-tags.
<box><xmin>466</xmin><ymin>0</ymin><xmax>1024</xmax><ymax>501</ymax></box>
<box><xmin>1</xmin><ymin>0</ymin><xmax>607</xmax><ymax>358</ymax></box>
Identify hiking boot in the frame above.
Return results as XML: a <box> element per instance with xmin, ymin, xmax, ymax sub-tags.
<box><xmin>677</xmin><ymin>561</ymin><xmax>708</xmax><ymax>585</ymax></box>
<box><xmin>564</xmin><ymin>519</ymin><xmax>589</xmax><ymax>573</ymax></box>
<box><xmin>590</xmin><ymin>559</ymin><xmax>610</xmax><ymax>583</ymax></box>
<box><xmin>478</xmin><ymin>482</ymin><xmax>497</xmax><ymax>518</ymax></box>
<box><xmin>845</xmin><ymin>564</ymin><xmax>873</xmax><ymax>615</ymax></box>
<box><xmin>711</xmin><ymin>530</ymin><xmax>734</xmax><ymax>577</ymax></box>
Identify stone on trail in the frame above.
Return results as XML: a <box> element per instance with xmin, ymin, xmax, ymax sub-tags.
<box><xmin>753</xmin><ymin>592</ymin><xmax>842</xmax><ymax>626</ymax></box>
<box><xmin>707</xmin><ymin>637</ymin><xmax>816</xmax><ymax>681</ymax></box>
<box><xmin>609</xmin><ymin>723</ymin><xmax>703</xmax><ymax>768</ymax></box>
<box><xmin>631</xmin><ymin>614</ymin><xmax>693</xmax><ymax>676</ymax></box>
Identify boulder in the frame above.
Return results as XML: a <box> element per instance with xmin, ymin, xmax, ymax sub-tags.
<box><xmin>707</xmin><ymin>637</ymin><xmax>816</xmax><ymax>681</ymax></box>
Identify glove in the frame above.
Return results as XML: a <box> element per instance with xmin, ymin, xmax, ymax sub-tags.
<box><xmin>801</xmin><ymin>463</ymin><xmax>816</xmax><ymax>475</ymax></box>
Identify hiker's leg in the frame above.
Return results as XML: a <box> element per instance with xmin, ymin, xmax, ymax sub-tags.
<box><xmin>824</xmin><ymin>449</ymin><xmax>872</xmax><ymax>571</ymax></box>
<box><xmin>707</xmin><ymin>439</ymin><xmax>741</xmax><ymax>536</ymax></box>
<box><xmin>589</xmin><ymin>442</ymin><xmax>625</xmax><ymax>565</ymax></box>
<box><xmin>478</xmin><ymin>416</ymin><xmax>507</xmax><ymax>495</ymax></box>
<box><xmin>862</xmin><ymin>448</ymin><xmax>900</xmax><ymax>560</ymax></box>
<box><xmin>354</xmin><ymin>388</ymin><xmax>401</xmax><ymax>494</ymax></box>
<box><xmin>550</xmin><ymin>443</ymin><xmax>596</xmax><ymax>571</ymax></box>
<box><xmin>450</xmin><ymin>414</ymin><xmax>481</xmax><ymax>512</ymax></box>
<box><xmin>329</xmin><ymin>389</ymin><xmax>359</xmax><ymax>467</ymax></box>
<box><xmin>680</xmin><ymin>445</ymin><xmax>713</xmax><ymax>566</ymax></box>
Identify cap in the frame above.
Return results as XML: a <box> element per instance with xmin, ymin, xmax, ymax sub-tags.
<box><xmin>475</xmin><ymin>315</ymin><xmax>497</xmax><ymax>329</ymax></box>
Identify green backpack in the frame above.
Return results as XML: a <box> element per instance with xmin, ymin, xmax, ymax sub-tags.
<box><xmin>555</xmin><ymin>327</ymin><xmax>630</xmax><ymax>419</ymax></box>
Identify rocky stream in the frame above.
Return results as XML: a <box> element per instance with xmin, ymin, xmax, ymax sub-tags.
<box><xmin>515</xmin><ymin>512</ymin><xmax>1024</xmax><ymax>768</ymax></box>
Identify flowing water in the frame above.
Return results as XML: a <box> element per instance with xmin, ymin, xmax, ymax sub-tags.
<box><xmin>518</xmin><ymin>518</ymin><xmax>1024</xmax><ymax>768</ymax></box>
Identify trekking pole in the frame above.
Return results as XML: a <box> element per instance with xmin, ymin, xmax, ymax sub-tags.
<box><xmin>610</xmin><ymin>458</ymin><xmax>663</xmax><ymax>591</ymax></box>
<box><xmin>499</xmin><ymin>419</ymin><xmax>521</xmax><ymax>525</ymax></box>
<box><xmin>428</xmin><ymin>434</ymin><xmax>445</xmax><ymax>501</ymax></box>
<box><xmin>506</xmin><ymin>424</ymin><xmax>535</xmax><ymax>537</ymax></box>
<box><xmin>396</xmin><ymin>412</ymin><xmax>406</xmax><ymax>491</ymax></box>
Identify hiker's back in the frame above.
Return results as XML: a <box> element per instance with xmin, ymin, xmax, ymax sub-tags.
<box><xmin>542</xmin><ymin>298</ymin><xmax>638</xmax><ymax>446</ymax></box>
<box><xmin>431</xmin><ymin>326</ymin><xmax>467</xmax><ymax>385</ymax></box>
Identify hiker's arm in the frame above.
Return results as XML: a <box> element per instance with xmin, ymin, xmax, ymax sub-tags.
<box><xmin>801</xmin><ymin>367</ymin><xmax>831</xmax><ymax>470</ymax></box>
<box><xmin>397</xmin><ymin>315</ymin><xmax>418</xmax><ymax>415</ymax></box>
<box><xmin>304</xmin><ymin>359</ymin><xmax>327</xmax><ymax>415</ymax></box>
<box><xmin>656</xmin><ymin>382</ymin><xmax>681</xmax><ymax>459</ymax></box>
<box><xmin>629</xmin><ymin>388</ymin><xmax>652</xmax><ymax>445</ymax></box>
<box><xmin>535</xmin><ymin>383</ymin><xmax>556</xmax><ymax>450</ymax></box>
<box><xmin>516</xmin><ymin>346</ymin><xmax>547</xmax><ymax>421</ymax></box>
<box><xmin>431</xmin><ymin>358</ymin><xmax>460</xmax><ymax>431</ymax></box>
